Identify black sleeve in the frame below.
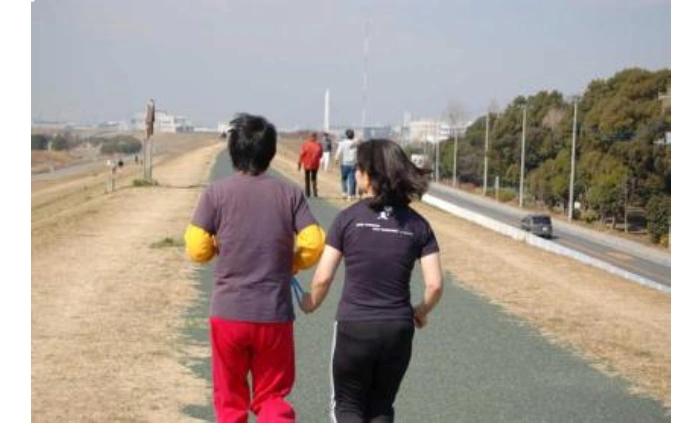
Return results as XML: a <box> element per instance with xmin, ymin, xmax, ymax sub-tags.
<box><xmin>420</xmin><ymin>223</ymin><xmax>440</xmax><ymax>258</ymax></box>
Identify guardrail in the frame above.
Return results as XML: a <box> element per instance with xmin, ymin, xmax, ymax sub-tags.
<box><xmin>422</xmin><ymin>193</ymin><xmax>671</xmax><ymax>294</ymax></box>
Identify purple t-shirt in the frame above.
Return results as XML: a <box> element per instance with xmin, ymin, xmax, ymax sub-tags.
<box><xmin>192</xmin><ymin>173</ymin><xmax>317</xmax><ymax>322</ymax></box>
<box><xmin>326</xmin><ymin>199</ymin><xmax>440</xmax><ymax>322</ymax></box>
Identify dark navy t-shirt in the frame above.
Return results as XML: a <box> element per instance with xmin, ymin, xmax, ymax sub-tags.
<box><xmin>326</xmin><ymin>199</ymin><xmax>440</xmax><ymax>321</ymax></box>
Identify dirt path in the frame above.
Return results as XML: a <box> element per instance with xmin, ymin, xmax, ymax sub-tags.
<box><xmin>32</xmin><ymin>137</ymin><xmax>224</xmax><ymax>421</ymax></box>
<box><xmin>31</xmin><ymin>135</ymin><xmax>670</xmax><ymax>421</ymax></box>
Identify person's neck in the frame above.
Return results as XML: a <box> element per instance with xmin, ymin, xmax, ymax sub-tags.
<box><xmin>236</xmin><ymin>170</ymin><xmax>265</xmax><ymax>177</ymax></box>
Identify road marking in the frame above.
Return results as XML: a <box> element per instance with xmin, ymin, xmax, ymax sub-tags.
<box><xmin>556</xmin><ymin>237</ymin><xmax>668</xmax><ymax>284</ymax></box>
<box><xmin>606</xmin><ymin>251</ymin><xmax>634</xmax><ymax>262</ymax></box>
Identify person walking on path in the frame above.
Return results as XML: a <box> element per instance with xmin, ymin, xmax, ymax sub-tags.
<box><xmin>320</xmin><ymin>132</ymin><xmax>333</xmax><ymax>172</ymax></box>
<box><xmin>184</xmin><ymin>113</ymin><xmax>325</xmax><ymax>423</ymax></box>
<box><xmin>298</xmin><ymin>132</ymin><xmax>323</xmax><ymax>197</ymax></box>
<box><xmin>335</xmin><ymin>129</ymin><xmax>359</xmax><ymax>200</ymax></box>
<box><xmin>301</xmin><ymin>139</ymin><xmax>444</xmax><ymax>423</ymax></box>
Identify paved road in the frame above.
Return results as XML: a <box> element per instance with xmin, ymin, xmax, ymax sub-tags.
<box><xmin>31</xmin><ymin>158</ymin><xmax>107</xmax><ymax>181</ymax></box>
<box><xmin>181</xmin><ymin>152</ymin><xmax>669</xmax><ymax>422</ymax></box>
<box><xmin>428</xmin><ymin>183</ymin><xmax>671</xmax><ymax>288</ymax></box>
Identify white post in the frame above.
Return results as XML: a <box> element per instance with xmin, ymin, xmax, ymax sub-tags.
<box><xmin>568</xmin><ymin>97</ymin><xmax>579</xmax><ymax>221</ymax></box>
<box><xmin>483</xmin><ymin>112</ymin><xmax>490</xmax><ymax>195</ymax></box>
<box><xmin>519</xmin><ymin>105</ymin><xmax>527</xmax><ymax>208</ymax></box>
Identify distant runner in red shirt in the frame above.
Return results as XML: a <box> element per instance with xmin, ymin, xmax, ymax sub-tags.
<box><xmin>298</xmin><ymin>132</ymin><xmax>324</xmax><ymax>197</ymax></box>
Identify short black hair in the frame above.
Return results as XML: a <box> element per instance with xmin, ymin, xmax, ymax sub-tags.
<box><xmin>356</xmin><ymin>139</ymin><xmax>432</xmax><ymax>210</ymax></box>
<box><xmin>345</xmin><ymin>129</ymin><xmax>355</xmax><ymax>139</ymax></box>
<box><xmin>227</xmin><ymin>113</ymin><xmax>277</xmax><ymax>175</ymax></box>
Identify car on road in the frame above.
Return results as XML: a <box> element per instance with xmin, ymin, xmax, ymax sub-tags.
<box><xmin>520</xmin><ymin>214</ymin><xmax>554</xmax><ymax>239</ymax></box>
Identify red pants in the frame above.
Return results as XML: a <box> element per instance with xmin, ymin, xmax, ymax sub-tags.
<box><xmin>210</xmin><ymin>317</ymin><xmax>296</xmax><ymax>423</ymax></box>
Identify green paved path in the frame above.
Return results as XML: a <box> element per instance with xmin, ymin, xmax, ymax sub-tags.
<box><xmin>182</xmin><ymin>151</ymin><xmax>670</xmax><ymax>422</ymax></box>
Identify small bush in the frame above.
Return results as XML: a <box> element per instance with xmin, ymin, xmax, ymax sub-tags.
<box><xmin>150</xmin><ymin>237</ymin><xmax>184</xmax><ymax>249</ymax></box>
<box><xmin>583</xmin><ymin>210</ymin><xmax>599</xmax><ymax>223</ymax></box>
<box><xmin>496</xmin><ymin>188</ymin><xmax>517</xmax><ymax>203</ymax></box>
<box><xmin>132</xmin><ymin>178</ymin><xmax>159</xmax><ymax>187</ymax></box>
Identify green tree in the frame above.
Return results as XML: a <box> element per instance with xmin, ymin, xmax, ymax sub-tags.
<box><xmin>31</xmin><ymin>134</ymin><xmax>49</xmax><ymax>150</ymax></box>
<box><xmin>646</xmin><ymin>194</ymin><xmax>670</xmax><ymax>244</ymax></box>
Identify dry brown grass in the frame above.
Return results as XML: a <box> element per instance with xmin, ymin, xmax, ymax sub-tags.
<box><xmin>32</xmin><ymin>134</ymin><xmax>223</xmax><ymax>421</ymax></box>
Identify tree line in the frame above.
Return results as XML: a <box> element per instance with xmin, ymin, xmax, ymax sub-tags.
<box><xmin>436</xmin><ymin>68</ymin><xmax>671</xmax><ymax>244</ymax></box>
<box><xmin>31</xmin><ymin>133</ymin><xmax>142</xmax><ymax>156</ymax></box>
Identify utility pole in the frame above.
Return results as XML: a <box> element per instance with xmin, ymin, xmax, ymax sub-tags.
<box><xmin>452</xmin><ymin>125</ymin><xmax>458</xmax><ymax>187</ymax></box>
<box><xmin>361</xmin><ymin>19</ymin><xmax>370</xmax><ymax>131</ymax></box>
<box><xmin>568</xmin><ymin>96</ymin><xmax>580</xmax><ymax>221</ymax></box>
<box><xmin>434</xmin><ymin>121</ymin><xmax>440</xmax><ymax>182</ymax></box>
<box><xmin>519</xmin><ymin>104</ymin><xmax>527</xmax><ymax>208</ymax></box>
<box><xmin>483</xmin><ymin>112</ymin><xmax>490</xmax><ymax>195</ymax></box>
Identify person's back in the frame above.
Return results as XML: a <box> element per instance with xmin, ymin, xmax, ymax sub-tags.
<box><xmin>302</xmin><ymin>139</ymin><xmax>444</xmax><ymax>422</ymax></box>
<box><xmin>184</xmin><ymin>113</ymin><xmax>325</xmax><ymax>422</ymax></box>
<box><xmin>335</xmin><ymin>129</ymin><xmax>359</xmax><ymax>199</ymax></box>
<box><xmin>335</xmin><ymin>138</ymin><xmax>357</xmax><ymax>166</ymax></box>
<box><xmin>298</xmin><ymin>133</ymin><xmax>323</xmax><ymax>197</ymax></box>
<box><xmin>329</xmin><ymin>200</ymin><xmax>436</xmax><ymax>321</ymax></box>
<box><xmin>201</xmin><ymin>173</ymin><xmax>312</xmax><ymax>321</ymax></box>
<box><xmin>299</xmin><ymin>135</ymin><xmax>323</xmax><ymax>171</ymax></box>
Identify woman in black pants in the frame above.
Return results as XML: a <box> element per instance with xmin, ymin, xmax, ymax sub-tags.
<box><xmin>301</xmin><ymin>139</ymin><xmax>444</xmax><ymax>423</ymax></box>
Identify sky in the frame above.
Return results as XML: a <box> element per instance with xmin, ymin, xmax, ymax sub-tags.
<box><xmin>32</xmin><ymin>0</ymin><xmax>670</xmax><ymax>129</ymax></box>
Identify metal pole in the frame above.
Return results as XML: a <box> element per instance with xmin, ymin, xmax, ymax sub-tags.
<box><xmin>361</xmin><ymin>20</ymin><xmax>369</xmax><ymax>130</ymax></box>
<box><xmin>483</xmin><ymin>112</ymin><xmax>490</xmax><ymax>195</ymax></box>
<box><xmin>568</xmin><ymin>97</ymin><xmax>579</xmax><ymax>221</ymax></box>
<box><xmin>452</xmin><ymin>126</ymin><xmax>457</xmax><ymax>187</ymax></box>
<box><xmin>519</xmin><ymin>105</ymin><xmax>527</xmax><ymax>208</ymax></box>
<box><xmin>435</xmin><ymin>121</ymin><xmax>440</xmax><ymax>182</ymax></box>
<box><xmin>624</xmin><ymin>173</ymin><xmax>628</xmax><ymax>233</ymax></box>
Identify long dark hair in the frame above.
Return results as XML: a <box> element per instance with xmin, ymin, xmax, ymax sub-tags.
<box><xmin>356</xmin><ymin>139</ymin><xmax>432</xmax><ymax>210</ymax></box>
<box><xmin>227</xmin><ymin>113</ymin><xmax>277</xmax><ymax>175</ymax></box>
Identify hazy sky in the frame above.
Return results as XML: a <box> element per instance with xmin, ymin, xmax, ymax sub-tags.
<box><xmin>31</xmin><ymin>0</ymin><xmax>670</xmax><ymax>128</ymax></box>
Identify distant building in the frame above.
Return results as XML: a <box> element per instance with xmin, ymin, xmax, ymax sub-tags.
<box><xmin>361</xmin><ymin>126</ymin><xmax>394</xmax><ymax>140</ymax></box>
<box><xmin>130</xmin><ymin>111</ymin><xmax>193</xmax><ymax>133</ymax></box>
<box><xmin>407</xmin><ymin>119</ymin><xmax>470</xmax><ymax>144</ymax></box>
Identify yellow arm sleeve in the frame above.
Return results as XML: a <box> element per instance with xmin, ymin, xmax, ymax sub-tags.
<box><xmin>184</xmin><ymin>224</ymin><xmax>217</xmax><ymax>263</ymax></box>
<box><xmin>292</xmin><ymin>224</ymin><xmax>326</xmax><ymax>274</ymax></box>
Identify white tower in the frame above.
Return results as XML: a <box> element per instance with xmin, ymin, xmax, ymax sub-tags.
<box><xmin>324</xmin><ymin>88</ymin><xmax>330</xmax><ymax>132</ymax></box>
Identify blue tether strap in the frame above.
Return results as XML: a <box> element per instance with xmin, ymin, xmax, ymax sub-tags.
<box><xmin>291</xmin><ymin>277</ymin><xmax>305</xmax><ymax>307</ymax></box>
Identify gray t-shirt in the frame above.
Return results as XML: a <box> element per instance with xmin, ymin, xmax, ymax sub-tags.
<box><xmin>335</xmin><ymin>138</ymin><xmax>358</xmax><ymax>165</ymax></box>
<box><xmin>192</xmin><ymin>173</ymin><xmax>317</xmax><ymax>322</ymax></box>
<box><xmin>326</xmin><ymin>199</ymin><xmax>440</xmax><ymax>321</ymax></box>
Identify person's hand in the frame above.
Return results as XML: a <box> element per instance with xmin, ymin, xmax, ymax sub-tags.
<box><xmin>413</xmin><ymin>303</ymin><xmax>429</xmax><ymax>329</ymax></box>
<box><xmin>300</xmin><ymin>293</ymin><xmax>314</xmax><ymax>314</ymax></box>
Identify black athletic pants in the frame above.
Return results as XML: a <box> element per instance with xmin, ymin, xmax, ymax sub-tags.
<box><xmin>331</xmin><ymin>320</ymin><xmax>415</xmax><ymax>423</ymax></box>
<box><xmin>304</xmin><ymin>169</ymin><xmax>318</xmax><ymax>197</ymax></box>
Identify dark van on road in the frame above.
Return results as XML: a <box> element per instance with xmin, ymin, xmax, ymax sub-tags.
<box><xmin>520</xmin><ymin>214</ymin><xmax>554</xmax><ymax>239</ymax></box>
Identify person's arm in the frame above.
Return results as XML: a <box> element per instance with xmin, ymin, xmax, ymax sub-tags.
<box><xmin>184</xmin><ymin>189</ymin><xmax>217</xmax><ymax>263</ymax></box>
<box><xmin>413</xmin><ymin>252</ymin><xmax>443</xmax><ymax>328</ymax></box>
<box><xmin>334</xmin><ymin>141</ymin><xmax>344</xmax><ymax>164</ymax></box>
<box><xmin>301</xmin><ymin>245</ymin><xmax>343</xmax><ymax>313</ymax></box>
<box><xmin>292</xmin><ymin>224</ymin><xmax>325</xmax><ymax>273</ymax></box>
<box><xmin>184</xmin><ymin>224</ymin><xmax>217</xmax><ymax>263</ymax></box>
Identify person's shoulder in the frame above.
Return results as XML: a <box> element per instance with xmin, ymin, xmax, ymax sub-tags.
<box><xmin>268</xmin><ymin>174</ymin><xmax>303</xmax><ymax>194</ymax></box>
<box><xmin>342</xmin><ymin>199</ymin><xmax>372</xmax><ymax>218</ymax></box>
<box><xmin>405</xmin><ymin>205</ymin><xmax>432</xmax><ymax>227</ymax></box>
